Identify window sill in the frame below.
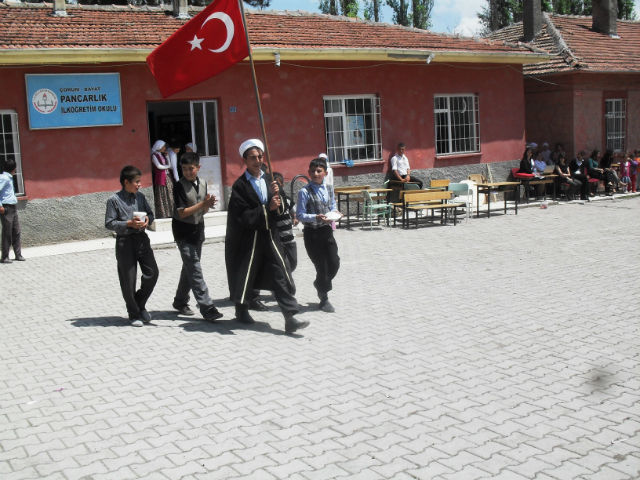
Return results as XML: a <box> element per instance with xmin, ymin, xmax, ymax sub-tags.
<box><xmin>434</xmin><ymin>152</ymin><xmax>481</xmax><ymax>160</ymax></box>
<box><xmin>17</xmin><ymin>195</ymin><xmax>28</xmax><ymax>201</ymax></box>
<box><xmin>330</xmin><ymin>160</ymin><xmax>385</xmax><ymax>170</ymax></box>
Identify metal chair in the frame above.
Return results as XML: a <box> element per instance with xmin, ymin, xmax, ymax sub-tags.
<box><xmin>361</xmin><ymin>190</ymin><xmax>391</xmax><ymax>230</ymax></box>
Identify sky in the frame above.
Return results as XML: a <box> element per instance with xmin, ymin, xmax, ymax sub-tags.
<box><xmin>259</xmin><ymin>0</ymin><xmax>488</xmax><ymax>36</ymax></box>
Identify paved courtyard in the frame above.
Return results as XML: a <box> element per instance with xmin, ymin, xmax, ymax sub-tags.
<box><xmin>1</xmin><ymin>197</ymin><xmax>639</xmax><ymax>480</ymax></box>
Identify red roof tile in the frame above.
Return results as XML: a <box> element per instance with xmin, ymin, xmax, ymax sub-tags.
<box><xmin>488</xmin><ymin>13</ymin><xmax>640</xmax><ymax>74</ymax></box>
<box><xmin>0</xmin><ymin>3</ymin><xmax>540</xmax><ymax>56</ymax></box>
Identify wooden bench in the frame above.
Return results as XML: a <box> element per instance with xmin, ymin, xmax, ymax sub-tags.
<box><xmin>390</xmin><ymin>188</ymin><xmax>445</xmax><ymax>227</ymax></box>
<box><xmin>403</xmin><ymin>191</ymin><xmax>465</xmax><ymax>227</ymax></box>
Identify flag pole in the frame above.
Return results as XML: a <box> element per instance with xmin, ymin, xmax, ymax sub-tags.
<box><xmin>237</xmin><ymin>0</ymin><xmax>275</xmax><ymax>181</ymax></box>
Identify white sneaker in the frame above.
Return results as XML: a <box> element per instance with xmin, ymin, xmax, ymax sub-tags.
<box><xmin>131</xmin><ymin>319</ymin><xmax>144</xmax><ymax>327</ymax></box>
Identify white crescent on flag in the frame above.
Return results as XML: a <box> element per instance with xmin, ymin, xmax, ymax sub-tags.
<box><xmin>201</xmin><ymin>12</ymin><xmax>235</xmax><ymax>53</ymax></box>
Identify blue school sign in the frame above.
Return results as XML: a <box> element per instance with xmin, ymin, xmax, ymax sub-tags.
<box><xmin>25</xmin><ymin>73</ymin><xmax>123</xmax><ymax>130</ymax></box>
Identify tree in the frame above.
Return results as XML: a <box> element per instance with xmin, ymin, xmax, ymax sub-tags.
<box><xmin>618</xmin><ymin>0</ymin><xmax>636</xmax><ymax>20</ymax></box>
<box><xmin>319</xmin><ymin>0</ymin><xmax>339</xmax><ymax>15</ymax></box>
<box><xmin>363</xmin><ymin>0</ymin><xmax>381</xmax><ymax>22</ymax></box>
<box><xmin>385</xmin><ymin>0</ymin><xmax>410</xmax><ymax>26</ymax></box>
<box><xmin>340</xmin><ymin>0</ymin><xmax>360</xmax><ymax>17</ymax></box>
<box><xmin>411</xmin><ymin>0</ymin><xmax>434</xmax><ymax>29</ymax></box>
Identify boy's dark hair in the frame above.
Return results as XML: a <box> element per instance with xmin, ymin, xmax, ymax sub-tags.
<box><xmin>556</xmin><ymin>143</ymin><xmax>564</xmax><ymax>150</ymax></box>
<box><xmin>180</xmin><ymin>152</ymin><xmax>200</xmax><ymax>166</ymax></box>
<box><xmin>397</xmin><ymin>143</ymin><xmax>405</xmax><ymax>149</ymax></box>
<box><xmin>309</xmin><ymin>157</ymin><xmax>328</xmax><ymax>172</ymax></box>
<box><xmin>3</xmin><ymin>158</ymin><xmax>16</xmax><ymax>174</ymax></box>
<box><xmin>119</xmin><ymin>165</ymin><xmax>142</xmax><ymax>187</ymax></box>
<box><xmin>272</xmin><ymin>172</ymin><xmax>285</xmax><ymax>184</ymax></box>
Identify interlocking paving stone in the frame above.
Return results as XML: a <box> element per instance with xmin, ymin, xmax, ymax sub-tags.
<box><xmin>1</xmin><ymin>197</ymin><xmax>639</xmax><ymax>479</ymax></box>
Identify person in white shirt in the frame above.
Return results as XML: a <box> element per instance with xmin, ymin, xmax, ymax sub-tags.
<box><xmin>390</xmin><ymin>143</ymin><xmax>423</xmax><ymax>189</ymax></box>
<box><xmin>541</xmin><ymin>142</ymin><xmax>553</xmax><ymax>165</ymax></box>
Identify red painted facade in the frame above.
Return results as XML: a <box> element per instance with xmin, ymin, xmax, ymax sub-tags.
<box><xmin>0</xmin><ymin>61</ymin><xmax>526</xmax><ymax>200</ymax></box>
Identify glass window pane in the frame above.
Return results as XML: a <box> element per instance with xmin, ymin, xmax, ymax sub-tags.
<box><xmin>205</xmin><ymin>102</ymin><xmax>218</xmax><ymax>156</ymax></box>
<box><xmin>191</xmin><ymin>102</ymin><xmax>205</xmax><ymax>156</ymax></box>
<box><xmin>2</xmin><ymin>115</ymin><xmax>11</xmax><ymax>133</ymax></box>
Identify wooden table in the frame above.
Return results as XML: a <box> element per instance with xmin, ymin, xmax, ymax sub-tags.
<box><xmin>335</xmin><ymin>186</ymin><xmax>368</xmax><ymax>229</ymax></box>
<box><xmin>476</xmin><ymin>182</ymin><xmax>520</xmax><ymax>218</ymax></box>
<box><xmin>522</xmin><ymin>175</ymin><xmax>558</xmax><ymax>203</ymax></box>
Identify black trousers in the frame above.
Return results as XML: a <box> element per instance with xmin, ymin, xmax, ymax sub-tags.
<box><xmin>115</xmin><ymin>233</ymin><xmax>159</xmax><ymax>319</ymax></box>
<box><xmin>561</xmin><ymin>177</ymin><xmax>582</xmax><ymax>198</ymax></box>
<box><xmin>1</xmin><ymin>204</ymin><xmax>21</xmax><ymax>260</ymax></box>
<box><xmin>401</xmin><ymin>174</ymin><xmax>423</xmax><ymax>189</ymax></box>
<box><xmin>570</xmin><ymin>174</ymin><xmax>589</xmax><ymax>199</ymax></box>
<box><xmin>303</xmin><ymin>225</ymin><xmax>340</xmax><ymax>296</ymax></box>
<box><xmin>241</xmin><ymin>242</ymin><xmax>299</xmax><ymax>317</ymax></box>
<box><xmin>251</xmin><ymin>242</ymin><xmax>298</xmax><ymax>302</ymax></box>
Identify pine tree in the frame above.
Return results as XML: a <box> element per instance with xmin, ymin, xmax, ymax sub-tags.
<box><xmin>617</xmin><ymin>0</ymin><xmax>636</xmax><ymax>20</ymax></box>
<box><xmin>411</xmin><ymin>0</ymin><xmax>434</xmax><ymax>29</ymax></box>
<box><xmin>363</xmin><ymin>0</ymin><xmax>381</xmax><ymax>21</ymax></box>
<box><xmin>385</xmin><ymin>0</ymin><xmax>410</xmax><ymax>26</ymax></box>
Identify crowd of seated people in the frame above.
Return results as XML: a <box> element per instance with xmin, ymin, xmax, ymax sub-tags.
<box><xmin>516</xmin><ymin>142</ymin><xmax>639</xmax><ymax>200</ymax></box>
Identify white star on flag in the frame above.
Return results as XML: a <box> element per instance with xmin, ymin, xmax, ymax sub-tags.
<box><xmin>188</xmin><ymin>35</ymin><xmax>204</xmax><ymax>51</ymax></box>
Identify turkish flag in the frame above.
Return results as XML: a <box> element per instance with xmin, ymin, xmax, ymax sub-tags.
<box><xmin>147</xmin><ymin>0</ymin><xmax>249</xmax><ymax>98</ymax></box>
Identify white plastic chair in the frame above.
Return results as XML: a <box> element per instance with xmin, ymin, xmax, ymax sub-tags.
<box><xmin>448</xmin><ymin>183</ymin><xmax>473</xmax><ymax>222</ymax></box>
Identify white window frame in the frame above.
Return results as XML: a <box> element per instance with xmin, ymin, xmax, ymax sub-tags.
<box><xmin>323</xmin><ymin>94</ymin><xmax>382</xmax><ymax>164</ymax></box>
<box><xmin>190</xmin><ymin>100</ymin><xmax>220</xmax><ymax>158</ymax></box>
<box><xmin>0</xmin><ymin>110</ymin><xmax>25</xmax><ymax>196</ymax></box>
<box><xmin>605</xmin><ymin>99</ymin><xmax>625</xmax><ymax>152</ymax></box>
<box><xmin>434</xmin><ymin>94</ymin><xmax>480</xmax><ymax>156</ymax></box>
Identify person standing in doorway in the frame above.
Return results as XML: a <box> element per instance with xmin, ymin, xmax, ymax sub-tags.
<box><xmin>151</xmin><ymin>140</ymin><xmax>173</xmax><ymax>218</ymax></box>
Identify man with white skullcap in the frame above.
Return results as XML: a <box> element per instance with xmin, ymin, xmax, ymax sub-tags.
<box><xmin>225</xmin><ymin>139</ymin><xmax>309</xmax><ymax>334</ymax></box>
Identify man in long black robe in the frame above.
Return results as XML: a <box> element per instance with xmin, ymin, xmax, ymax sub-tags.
<box><xmin>225</xmin><ymin>139</ymin><xmax>309</xmax><ymax>334</ymax></box>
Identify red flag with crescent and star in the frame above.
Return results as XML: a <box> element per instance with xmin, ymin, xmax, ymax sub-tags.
<box><xmin>147</xmin><ymin>0</ymin><xmax>249</xmax><ymax>98</ymax></box>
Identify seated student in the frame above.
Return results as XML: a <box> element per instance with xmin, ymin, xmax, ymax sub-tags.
<box><xmin>569</xmin><ymin>151</ymin><xmax>591</xmax><ymax>200</ymax></box>
<box><xmin>171</xmin><ymin>152</ymin><xmax>222</xmax><ymax>322</ymax></box>
<box><xmin>390</xmin><ymin>143</ymin><xmax>423</xmax><ymax>189</ymax></box>
<box><xmin>225</xmin><ymin>139</ymin><xmax>308</xmax><ymax>334</ymax></box>
<box><xmin>601</xmin><ymin>149</ymin><xmax>624</xmax><ymax>193</ymax></box>
<box><xmin>297</xmin><ymin>157</ymin><xmax>342</xmax><ymax>313</ymax></box>
<box><xmin>517</xmin><ymin>147</ymin><xmax>536</xmax><ymax>177</ymax></box>
<box><xmin>533</xmin><ymin>151</ymin><xmax>547</xmax><ymax>175</ymax></box>
<box><xmin>555</xmin><ymin>153</ymin><xmax>582</xmax><ymax>201</ymax></box>
<box><xmin>541</xmin><ymin>142</ymin><xmax>552</xmax><ymax>164</ymax></box>
<box><xmin>105</xmin><ymin>165</ymin><xmax>159</xmax><ymax>327</ymax></box>
<box><xmin>586</xmin><ymin>149</ymin><xmax>614</xmax><ymax>194</ymax></box>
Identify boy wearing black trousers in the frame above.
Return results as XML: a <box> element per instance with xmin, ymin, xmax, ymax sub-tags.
<box><xmin>105</xmin><ymin>166</ymin><xmax>159</xmax><ymax>327</ymax></box>
<box><xmin>297</xmin><ymin>158</ymin><xmax>342</xmax><ymax>313</ymax></box>
<box><xmin>171</xmin><ymin>152</ymin><xmax>223</xmax><ymax>322</ymax></box>
<box><xmin>225</xmin><ymin>139</ymin><xmax>308</xmax><ymax>334</ymax></box>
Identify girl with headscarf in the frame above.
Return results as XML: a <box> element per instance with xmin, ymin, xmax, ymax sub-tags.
<box><xmin>151</xmin><ymin>140</ymin><xmax>173</xmax><ymax>218</ymax></box>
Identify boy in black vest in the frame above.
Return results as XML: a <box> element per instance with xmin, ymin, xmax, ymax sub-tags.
<box><xmin>297</xmin><ymin>158</ymin><xmax>342</xmax><ymax>313</ymax></box>
<box><xmin>172</xmin><ymin>152</ymin><xmax>222</xmax><ymax>322</ymax></box>
<box><xmin>105</xmin><ymin>165</ymin><xmax>158</xmax><ymax>327</ymax></box>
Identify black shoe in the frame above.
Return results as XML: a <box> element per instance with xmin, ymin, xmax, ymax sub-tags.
<box><xmin>249</xmin><ymin>300</ymin><xmax>268</xmax><ymax>311</ymax></box>
<box><xmin>319</xmin><ymin>298</ymin><xmax>335</xmax><ymax>313</ymax></box>
<box><xmin>173</xmin><ymin>303</ymin><xmax>195</xmax><ymax>316</ymax></box>
<box><xmin>1</xmin><ymin>257</ymin><xmax>12</xmax><ymax>264</ymax></box>
<box><xmin>203</xmin><ymin>308</ymin><xmax>223</xmax><ymax>323</ymax></box>
<box><xmin>285</xmin><ymin>315</ymin><xmax>309</xmax><ymax>334</ymax></box>
<box><xmin>236</xmin><ymin>308</ymin><xmax>255</xmax><ymax>324</ymax></box>
<box><xmin>14</xmin><ymin>255</ymin><xmax>26</xmax><ymax>262</ymax></box>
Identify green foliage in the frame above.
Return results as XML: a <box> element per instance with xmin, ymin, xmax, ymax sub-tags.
<box><xmin>385</xmin><ymin>0</ymin><xmax>410</xmax><ymax>25</ymax></box>
<box><xmin>411</xmin><ymin>0</ymin><xmax>434</xmax><ymax>29</ymax></box>
<box><xmin>618</xmin><ymin>0</ymin><xmax>636</xmax><ymax>20</ymax></box>
<box><xmin>363</xmin><ymin>0</ymin><xmax>381</xmax><ymax>21</ymax></box>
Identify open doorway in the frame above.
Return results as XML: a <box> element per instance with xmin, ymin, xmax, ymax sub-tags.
<box><xmin>147</xmin><ymin>100</ymin><xmax>224</xmax><ymax>209</ymax></box>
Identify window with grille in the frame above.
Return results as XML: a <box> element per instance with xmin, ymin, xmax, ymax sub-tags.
<box><xmin>605</xmin><ymin>99</ymin><xmax>625</xmax><ymax>152</ymax></box>
<box><xmin>0</xmin><ymin>111</ymin><xmax>24</xmax><ymax>196</ymax></box>
<box><xmin>323</xmin><ymin>95</ymin><xmax>382</xmax><ymax>163</ymax></box>
<box><xmin>434</xmin><ymin>95</ymin><xmax>480</xmax><ymax>155</ymax></box>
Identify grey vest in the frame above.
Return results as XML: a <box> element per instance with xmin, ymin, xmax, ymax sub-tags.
<box><xmin>302</xmin><ymin>183</ymin><xmax>334</xmax><ymax>229</ymax></box>
<box><xmin>173</xmin><ymin>176</ymin><xmax>207</xmax><ymax>224</ymax></box>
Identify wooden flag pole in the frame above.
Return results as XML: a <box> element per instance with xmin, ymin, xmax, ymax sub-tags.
<box><xmin>237</xmin><ymin>0</ymin><xmax>275</xmax><ymax>180</ymax></box>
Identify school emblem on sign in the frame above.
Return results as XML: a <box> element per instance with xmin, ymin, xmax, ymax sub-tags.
<box><xmin>32</xmin><ymin>89</ymin><xmax>58</xmax><ymax>114</ymax></box>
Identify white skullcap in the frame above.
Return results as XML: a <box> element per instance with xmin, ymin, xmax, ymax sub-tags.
<box><xmin>318</xmin><ymin>153</ymin><xmax>328</xmax><ymax>159</ymax></box>
<box><xmin>542</xmin><ymin>142</ymin><xmax>549</xmax><ymax>147</ymax></box>
<box><xmin>185</xmin><ymin>142</ymin><xmax>197</xmax><ymax>152</ymax></box>
<box><xmin>528</xmin><ymin>142</ymin><xmax>538</xmax><ymax>148</ymax></box>
<box><xmin>239</xmin><ymin>139</ymin><xmax>264</xmax><ymax>157</ymax></box>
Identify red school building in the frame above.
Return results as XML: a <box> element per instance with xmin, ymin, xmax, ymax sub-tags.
<box><xmin>0</xmin><ymin>2</ymin><xmax>549</xmax><ymax>245</ymax></box>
